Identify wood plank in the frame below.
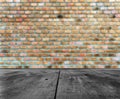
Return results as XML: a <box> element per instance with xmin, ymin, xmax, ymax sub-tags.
<box><xmin>56</xmin><ymin>69</ymin><xmax>120</xmax><ymax>99</ymax></box>
<box><xmin>0</xmin><ymin>69</ymin><xmax>4</xmax><ymax>99</ymax></box>
<box><xmin>0</xmin><ymin>69</ymin><xmax>59</xmax><ymax>99</ymax></box>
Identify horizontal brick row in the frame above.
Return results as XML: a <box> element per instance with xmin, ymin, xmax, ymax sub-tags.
<box><xmin>0</xmin><ymin>0</ymin><xmax>120</xmax><ymax>68</ymax></box>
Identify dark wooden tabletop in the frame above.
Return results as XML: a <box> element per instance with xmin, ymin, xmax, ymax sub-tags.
<box><xmin>0</xmin><ymin>69</ymin><xmax>120</xmax><ymax>99</ymax></box>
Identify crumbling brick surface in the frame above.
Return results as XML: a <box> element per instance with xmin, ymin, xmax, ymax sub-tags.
<box><xmin>0</xmin><ymin>0</ymin><xmax>120</xmax><ymax>68</ymax></box>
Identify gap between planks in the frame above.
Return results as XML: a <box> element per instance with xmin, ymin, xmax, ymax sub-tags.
<box><xmin>54</xmin><ymin>69</ymin><xmax>61</xmax><ymax>99</ymax></box>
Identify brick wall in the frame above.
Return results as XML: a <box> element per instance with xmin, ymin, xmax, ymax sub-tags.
<box><xmin>0</xmin><ymin>0</ymin><xmax>120</xmax><ymax>68</ymax></box>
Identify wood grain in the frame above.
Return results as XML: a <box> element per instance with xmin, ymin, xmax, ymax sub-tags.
<box><xmin>1</xmin><ymin>69</ymin><xmax>120</xmax><ymax>99</ymax></box>
<box><xmin>1</xmin><ymin>69</ymin><xmax>59</xmax><ymax>99</ymax></box>
<box><xmin>0</xmin><ymin>69</ymin><xmax>4</xmax><ymax>99</ymax></box>
<box><xmin>56</xmin><ymin>69</ymin><xmax>120</xmax><ymax>99</ymax></box>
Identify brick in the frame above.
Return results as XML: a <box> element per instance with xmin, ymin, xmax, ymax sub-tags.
<box><xmin>38</xmin><ymin>3</ymin><xmax>45</xmax><ymax>6</ymax></box>
<box><xmin>14</xmin><ymin>0</ymin><xmax>20</xmax><ymax>2</ymax></box>
<box><xmin>6</xmin><ymin>0</ymin><xmax>13</xmax><ymax>2</ymax></box>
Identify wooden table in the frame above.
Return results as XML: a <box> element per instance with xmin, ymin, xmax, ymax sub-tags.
<box><xmin>0</xmin><ymin>69</ymin><xmax>120</xmax><ymax>99</ymax></box>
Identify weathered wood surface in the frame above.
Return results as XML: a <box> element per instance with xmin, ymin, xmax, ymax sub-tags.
<box><xmin>0</xmin><ymin>69</ymin><xmax>59</xmax><ymax>99</ymax></box>
<box><xmin>0</xmin><ymin>69</ymin><xmax>120</xmax><ymax>99</ymax></box>
<box><xmin>56</xmin><ymin>69</ymin><xmax>120</xmax><ymax>99</ymax></box>
<box><xmin>0</xmin><ymin>69</ymin><xmax>4</xmax><ymax>99</ymax></box>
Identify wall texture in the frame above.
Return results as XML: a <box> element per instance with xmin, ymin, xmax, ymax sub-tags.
<box><xmin>0</xmin><ymin>0</ymin><xmax>120</xmax><ymax>68</ymax></box>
